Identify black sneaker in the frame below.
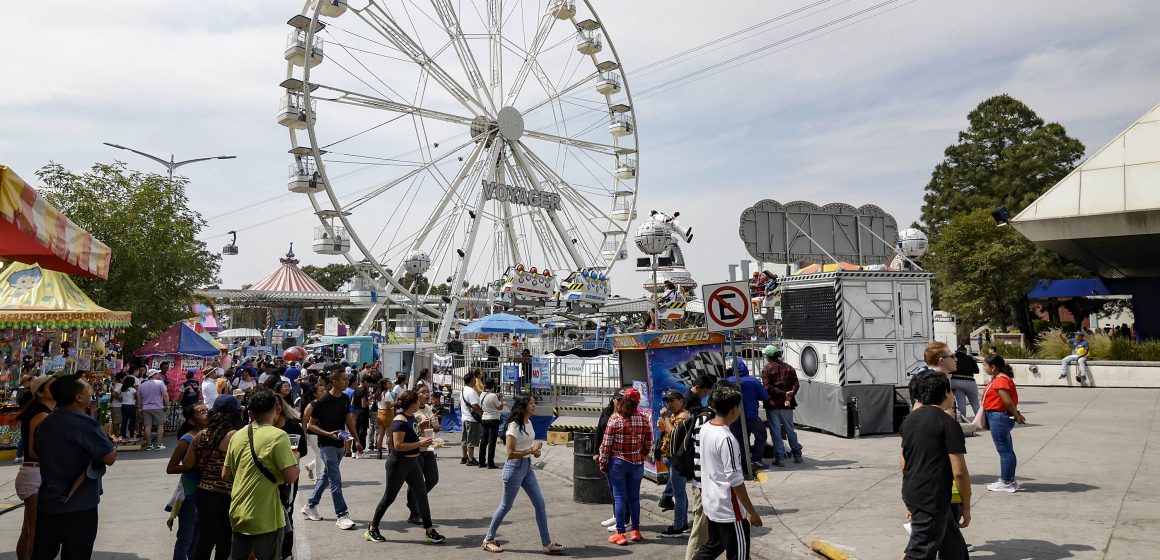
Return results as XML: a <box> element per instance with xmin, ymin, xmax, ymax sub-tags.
<box><xmin>659</xmin><ymin>526</ymin><xmax>687</xmax><ymax>538</ymax></box>
<box><xmin>424</xmin><ymin>529</ymin><xmax>446</xmax><ymax>544</ymax></box>
<box><xmin>460</xmin><ymin>457</ymin><xmax>468</xmax><ymax>464</ymax></box>
<box><xmin>466</xmin><ymin>459</ymin><xmax>479</xmax><ymax>466</ymax></box>
<box><xmin>365</xmin><ymin>528</ymin><xmax>387</xmax><ymax>543</ymax></box>
<box><xmin>658</xmin><ymin>496</ymin><xmax>674</xmax><ymax>511</ymax></box>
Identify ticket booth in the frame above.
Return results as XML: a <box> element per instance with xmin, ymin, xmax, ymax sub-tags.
<box><xmin>613</xmin><ymin>328</ymin><xmax>729</xmax><ymax>482</ymax></box>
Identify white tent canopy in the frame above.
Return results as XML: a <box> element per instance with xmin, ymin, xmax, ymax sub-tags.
<box><xmin>217</xmin><ymin>328</ymin><xmax>264</xmax><ymax>339</ymax></box>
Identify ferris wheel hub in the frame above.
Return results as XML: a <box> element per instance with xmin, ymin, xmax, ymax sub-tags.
<box><xmin>497</xmin><ymin>106</ymin><xmax>525</xmax><ymax>141</ymax></box>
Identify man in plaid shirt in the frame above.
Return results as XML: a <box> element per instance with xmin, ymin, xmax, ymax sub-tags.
<box><xmin>598</xmin><ymin>388</ymin><xmax>653</xmax><ymax>544</ymax></box>
<box><xmin>760</xmin><ymin>344</ymin><xmax>803</xmax><ymax>466</ymax></box>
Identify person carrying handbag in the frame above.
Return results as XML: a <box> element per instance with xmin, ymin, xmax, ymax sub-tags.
<box><xmin>222</xmin><ymin>387</ymin><xmax>299</xmax><ymax>560</ymax></box>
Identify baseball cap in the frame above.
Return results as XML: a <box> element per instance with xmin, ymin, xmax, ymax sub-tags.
<box><xmin>212</xmin><ymin>395</ymin><xmax>240</xmax><ymax>413</ymax></box>
<box><xmin>762</xmin><ymin>344</ymin><xmax>781</xmax><ymax>357</ymax></box>
<box><xmin>663</xmin><ymin>389</ymin><xmax>683</xmax><ymax>402</ymax></box>
<box><xmin>622</xmin><ymin>388</ymin><xmax>641</xmax><ymax>404</ymax></box>
<box><xmin>1075</xmin><ymin>331</ymin><xmax>1085</xmax><ymax>337</ymax></box>
<box><xmin>30</xmin><ymin>374</ymin><xmax>53</xmax><ymax>395</ymax></box>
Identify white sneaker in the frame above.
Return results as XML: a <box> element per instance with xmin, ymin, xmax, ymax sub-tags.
<box><xmin>301</xmin><ymin>505</ymin><xmax>322</xmax><ymax>521</ymax></box>
<box><xmin>987</xmin><ymin>481</ymin><xmax>1018</xmax><ymax>493</ymax></box>
<box><xmin>608</xmin><ymin>524</ymin><xmax>617</xmax><ymax>532</ymax></box>
<box><xmin>305</xmin><ymin>463</ymin><xmax>315</xmax><ymax>480</ymax></box>
<box><xmin>336</xmin><ymin>516</ymin><xmax>356</xmax><ymax>530</ymax></box>
<box><xmin>601</xmin><ymin>516</ymin><xmax>617</xmax><ymax>527</ymax></box>
<box><xmin>156</xmin><ymin>444</ymin><xmax>167</xmax><ymax>451</ymax></box>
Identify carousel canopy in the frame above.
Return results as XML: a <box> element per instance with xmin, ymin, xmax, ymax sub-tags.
<box><xmin>135</xmin><ymin>322</ymin><xmax>221</xmax><ymax>357</ymax></box>
<box><xmin>0</xmin><ymin>261</ymin><xmax>131</xmax><ymax>328</ymax></box>
<box><xmin>0</xmin><ymin>165</ymin><xmax>112</xmax><ymax>279</ymax></box>
<box><xmin>250</xmin><ymin>246</ymin><xmax>326</xmax><ymax>292</ymax></box>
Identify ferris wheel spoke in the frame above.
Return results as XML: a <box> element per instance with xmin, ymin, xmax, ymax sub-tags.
<box><xmin>498</xmin><ymin>159</ymin><xmax>526</xmax><ymax>265</ymax></box>
<box><xmin>487</xmin><ymin>0</ymin><xmax>504</xmax><ymax>106</ymax></box>
<box><xmin>516</xmin><ymin>141</ymin><xmax>621</xmax><ymax>233</ymax></box>
<box><xmin>343</xmin><ymin>136</ymin><xmax>477</xmax><ymax>211</ymax></box>
<box><xmin>522</xmin><ymin>129</ymin><xmax>626</xmax><ymax>157</ymax></box>
<box><xmin>358</xmin><ymin>2</ymin><xmax>489</xmax><ymax>116</ymax></box>
<box><xmin>506</xmin><ymin>141</ymin><xmax>585</xmax><ymax>269</ymax></box>
<box><xmin>521</xmin><ymin>70</ymin><xmax>599</xmax><ymax>115</ymax></box>
<box><xmin>504</xmin><ymin>11</ymin><xmax>558</xmax><ymax>107</ymax></box>
<box><xmin>319</xmin><ymin>86</ymin><xmax>478</xmax><ymax>127</ymax></box>
<box><xmin>430</xmin><ymin>0</ymin><xmax>498</xmax><ymax>114</ymax></box>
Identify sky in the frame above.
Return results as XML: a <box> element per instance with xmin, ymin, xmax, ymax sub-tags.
<box><xmin>4</xmin><ymin>0</ymin><xmax>1159</xmax><ymax>299</ymax></box>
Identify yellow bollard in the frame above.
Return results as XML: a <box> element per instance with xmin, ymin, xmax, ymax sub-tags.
<box><xmin>810</xmin><ymin>539</ymin><xmax>856</xmax><ymax>560</ymax></box>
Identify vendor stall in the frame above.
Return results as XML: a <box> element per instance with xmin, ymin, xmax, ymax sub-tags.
<box><xmin>614</xmin><ymin>329</ymin><xmax>729</xmax><ymax>482</ymax></box>
<box><xmin>0</xmin><ymin>261</ymin><xmax>130</xmax><ymax>458</ymax></box>
<box><xmin>135</xmin><ymin>322</ymin><xmax>224</xmax><ymax>402</ymax></box>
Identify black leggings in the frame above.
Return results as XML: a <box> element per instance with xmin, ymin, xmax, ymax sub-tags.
<box><xmin>407</xmin><ymin>450</ymin><xmax>440</xmax><ymax>518</ymax></box>
<box><xmin>478</xmin><ymin>420</ymin><xmax>501</xmax><ymax>465</ymax></box>
<box><xmin>194</xmin><ymin>490</ymin><xmax>232</xmax><ymax>560</ymax></box>
<box><xmin>372</xmin><ymin>454</ymin><xmax>431</xmax><ymax>529</ymax></box>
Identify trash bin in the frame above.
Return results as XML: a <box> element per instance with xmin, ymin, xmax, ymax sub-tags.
<box><xmin>572</xmin><ymin>430</ymin><xmax>612</xmax><ymax>504</ymax></box>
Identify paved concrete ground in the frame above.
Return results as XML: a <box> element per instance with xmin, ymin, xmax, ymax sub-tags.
<box><xmin>0</xmin><ymin>387</ymin><xmax>1157</xmax><ymax>559</ymax></box>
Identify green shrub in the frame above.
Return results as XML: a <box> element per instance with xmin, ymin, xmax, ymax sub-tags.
<box><xmin>988</xmin><ymin>343</ymin><xmax>1035</xmax><ymax>359</ymax></box>
<box><xmin>1107</xmin><ymin>337</ymin><xmax>1142</xmax><ymax>361</ymax></box>
<box><xmin>1141</xmin><ymin>341</ymin><xmax>1160</xmax><ymax>362</ymax></box>
<box><xmin>1036</xmin><ymin>329</ymin><xmax>1073</xmax><ymax>360</ymax></box>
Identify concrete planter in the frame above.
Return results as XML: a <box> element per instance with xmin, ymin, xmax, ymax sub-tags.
<box><xmin>972</xmin><ymin>358</ymin><xmax>1160</xmax><ymax>388</ymax></box>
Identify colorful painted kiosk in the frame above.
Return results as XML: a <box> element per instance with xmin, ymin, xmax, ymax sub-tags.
<box><xmin>0</xmin><ymin>262</ymin><xmax>131</xmax><ymax>458</ymax></box>
<box><xmin>613</xmin><ymin>329</ymin><xmax>729</xmax><ymax>482</ymax></box>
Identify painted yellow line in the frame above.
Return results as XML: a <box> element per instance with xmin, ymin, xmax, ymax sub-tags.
<box><xmin>754</xmin><ymin>472</ymin><xmax>769</xmax><ymax>483</ymax></box>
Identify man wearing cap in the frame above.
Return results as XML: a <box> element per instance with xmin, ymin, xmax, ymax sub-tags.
<box><xmin>760</xmin><ymin>344</ymin><xmax>803</xmax><ymax>467</ymax></box>
<box><xmin>139</xmin><ymin>369</ymin><xmax>170</xmax><ymax>451</ymax></box>
<box><xmin>1059</xmin><ymin>331</ymin><xmax>1091</xmax><ymax>382</ymax></box>
<box><xmin>202</xmin><ymin>367</ymin><xmax>221</xmax><ymax>409</ymax></box>
<box><xmin>726</xmin><ymin>359</ymin><xmax>769</xmax><ymax>473</ymax></box>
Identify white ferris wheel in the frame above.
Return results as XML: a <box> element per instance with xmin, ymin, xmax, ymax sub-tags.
<box><xmin>280</xmin><ymin>0</ymin><xmax>640</xmax><ymax>343</ymax></box>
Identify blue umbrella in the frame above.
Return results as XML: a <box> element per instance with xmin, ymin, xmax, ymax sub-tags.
<box><xmin>462</xmin><ymin>312</ymin><xmax>543</xmax><ymax>334</ymax></box>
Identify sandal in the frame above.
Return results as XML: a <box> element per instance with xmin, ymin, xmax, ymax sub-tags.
<box><xmin>543</xmin><ymin>542</ymin><xmax>565</xmax><ymax>554</ymax></box>
<box><xmin>482</xmin><ymin>541</ymin><xmax>504</xmax><ymax>553</ymax></box>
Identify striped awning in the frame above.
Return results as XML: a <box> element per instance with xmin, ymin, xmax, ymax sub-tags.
<box><xmin>0</xmin><ymin>165</ymin><xmax>112</xmax><ymax>279</ymax></box>
<box><xmin>249</xmin><ymin>248</ymin><xmax>326</xmax><ymax>292</ymax></box>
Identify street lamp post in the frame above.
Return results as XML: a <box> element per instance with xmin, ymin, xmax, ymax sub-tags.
<box><xmin>102</xmin><ymin>142</ymin><xmax>236</xmax><ymax>184</ymax></box>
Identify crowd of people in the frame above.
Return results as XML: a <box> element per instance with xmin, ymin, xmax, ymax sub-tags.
<box><xmin>8</xmin><ymin>333</ymin><xmax>1038</xmax><ymax>560</ymax></box>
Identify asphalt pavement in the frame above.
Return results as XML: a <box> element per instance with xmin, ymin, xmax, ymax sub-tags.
<box><xmin>0</xmin><ymin>386</ymin><xmax>1156</xmax><ymax>559</ymax></box>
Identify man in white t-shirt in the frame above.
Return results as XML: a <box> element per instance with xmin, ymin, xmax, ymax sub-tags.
<box><xmin>693</xmin><ymin>383</ymin><xmax>762</xmax><ymax>560</ymax></box>
<box><xmin>460</xmin><ymin>371</ymin><xmax>483</xmax><ymax>466</ymax></box>
<box><xmin>201</xmin><ymin>367</ymin><xmax>220</xmax><ymax>408</ymax></box>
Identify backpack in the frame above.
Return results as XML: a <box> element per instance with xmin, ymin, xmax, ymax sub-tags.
<box><xmin>670</xmin><ymin>409</ymin><xmax>713</xmax><ymax>479</ymax></box>
<box><xmin>181</xmin><ymin>381</ymin><xmax>200</xmax><ymax>406</ymax></box>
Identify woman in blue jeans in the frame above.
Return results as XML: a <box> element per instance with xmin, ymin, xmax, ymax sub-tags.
<box><xmin>982</xmin><ymin>355</ymin><xmax>1026</xmax><ymax>493</ymax></box>
<box><xmin>166</xmin><ymin>403</ymin><xmax>208</xmax><ymax>560</ymax></box>
<box><xmin>482</xmin><ymin>395</ymin><xmax>564</xmax><ymax>554</ymax></box>
<box><xmin>597</xmin><ymin>388</ymin><xmax>651</xmax><ymax>545</ymax></box>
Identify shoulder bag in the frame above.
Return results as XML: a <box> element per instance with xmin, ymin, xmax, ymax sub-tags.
<box><xmin>247</xmin><ymin>424</ymin><xmax>292</xmax><ymax>507</ymax></box>
<box><xmin>971</xmin><ymin>382</ymin><xmax>991</xmax><ymax>431</ymax></box>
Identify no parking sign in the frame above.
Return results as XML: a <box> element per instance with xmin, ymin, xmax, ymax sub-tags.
<box><xmin>701</xmin><ymin>281</ymin><xmax>754</xmax><ymax>333</ymax></box>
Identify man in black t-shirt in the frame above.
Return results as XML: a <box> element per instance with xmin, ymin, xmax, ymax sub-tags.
<box><xmin>180</xmin><ymin>371</ymin><xmax>201</xmax><ymax>408</ymax></box>
<box><xmin>302</xmin><ymin>367</ymin><xmax>362</xmax><ymax>530</ymax></box>
<box><xmin>683</xmin><ymin>374</ymin><xmax>714</xmax><ymax>414</ymax></box>
<box><xmin>900</xmin><ymin>372</ymin><xmax>970</xmax><ymax>560</ymax></box>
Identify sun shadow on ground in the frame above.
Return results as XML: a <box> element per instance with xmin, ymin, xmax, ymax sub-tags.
<box><xmin>0</xmin><ymin>553</ymin><xmax>150</xmax><ymax>560</ymax></box>
<box><xmin>969</xmin><ymin>538</ymin><xmax>1096</xmax><ymax>559</ymax></box>
<box><xmin>1016</xmin><ymin>482</ymin><xmax>1099</xmax><ymax>493</ymax></box>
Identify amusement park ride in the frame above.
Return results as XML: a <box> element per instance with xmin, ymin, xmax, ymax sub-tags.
<box><xmin>271</xmin><ymin>0</ymin><xmax>645</xmax><ymax>342</ymax></box>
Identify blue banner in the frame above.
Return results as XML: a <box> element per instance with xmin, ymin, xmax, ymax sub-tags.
<box><xmin>530</xmin><ymin>357</ymin><xmax>551</xmax><ymax>389</ymax></box>
<box><xmin>502</xmin><ymin>364</ymin><xmax>520</xmax><ymax>383</ymax></box>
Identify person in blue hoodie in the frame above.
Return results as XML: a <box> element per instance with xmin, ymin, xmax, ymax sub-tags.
<box><xmin>726</xmin><ymin>358</ymin><xmax>769</xmax><ymax>472</ymax></box>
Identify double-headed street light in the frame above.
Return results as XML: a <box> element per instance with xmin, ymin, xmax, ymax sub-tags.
<box><xmin>102</xmin><ymin>142</ymin><xmax>236</xmax><ymax>184</ymax></box>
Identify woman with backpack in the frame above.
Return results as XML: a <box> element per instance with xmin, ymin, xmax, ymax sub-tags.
<box><xmin>657</xmin><ymin>389</ymin><xmax>690</xmax><ymax>538</ymax></box>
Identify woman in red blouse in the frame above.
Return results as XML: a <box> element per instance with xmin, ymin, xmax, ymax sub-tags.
<box><xmin>598</xmin><ymin>388</ymin><xmax>652</xmax><ymax>545</ymax></box>
<box><xmin>982</xmin><ymin>355</ymin><xmax>1026</xmax><ymax>493</ymax></box>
